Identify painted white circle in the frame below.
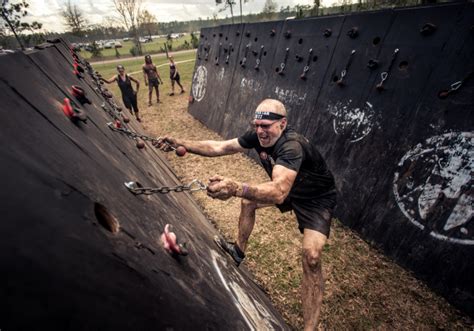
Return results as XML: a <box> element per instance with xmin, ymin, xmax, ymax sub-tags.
<box><xmin>393</xmin><ymin>132</ymin><xmax>473</xmax><ymax>245</ymax></box>
<box><xmin>192</xmin><ymin>65</ymin><xmax>207</xmax><ymax>102</ymax></box>
<box><xmin>330</xmin><ymin>100</ymin><xmax>377</xmax><ymax>142</ymax></box>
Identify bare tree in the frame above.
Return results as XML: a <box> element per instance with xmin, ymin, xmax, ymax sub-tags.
<box><xmin>262</xmin><ymin>0</ymin><xmax>277</xmax><ymax>13</ymax></box>
<box><xmin>138</xmin><ymin>10</ymin><xmax>156</xmax><ymax>40</ymax></box>
<box><xmin>62</xmin><ymin>0</ymin><xmax>87</xmax><ymax>36</ymax></box>
<box><xmin>113</xmin><ymin>0</ymin><xmax>142</xmax><ymax>55</ymax></box>
<box><xmin>0</xmin><ymin>0</ymin><xmax>42</xmax><ymax>50</ymax></box>
<box><xmin>216</xmin><ymin>0</ymin><xmax>235</xmax><ymax>24</ymax></box>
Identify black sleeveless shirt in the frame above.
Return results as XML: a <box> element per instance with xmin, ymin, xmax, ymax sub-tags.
<box><xmin>116</xmin><ymin>74</ymin><xmax>134</xmax><ymax>97</ymax></box>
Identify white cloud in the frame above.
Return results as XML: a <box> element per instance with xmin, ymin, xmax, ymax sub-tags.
<box><xmin>25</xmin><ymin>0</ymin><xmax>338</xmax><ymax>33</ymax></box>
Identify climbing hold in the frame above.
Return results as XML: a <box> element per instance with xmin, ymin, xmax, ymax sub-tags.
<box><xmin>73</xmin><ymin>62</ymin><xmax>84</xmax><ymax>78</ymax></box>
<box><xmin>62</xmin><ymin>98</ymin><xmax>86</xmax><ymax>122</ymax></box>
<box><xmin>323</xmin><ymin>28</ymin><xmax>332</xmax><ymax>37</ymax></box>
<box><xmin>245</xmin><ymin>31</ymin><xmax>251</xmax><ymax>37</ymax></box>
<box><xmin>122</xmin><ymin>115</ymin><xmax>130</xmax><ymax>123</ymax></box>
<box><xmin>136</xmin><ymin>139</ymin><xmax>146</xmax><ymax>149</ymax></box>
<box><xmin>71</xmin><ymin>85</ymin><xmax>91</xmax><ymax>104</ymax></box>
<box><xmin>161</xmin><ymin>224</ymin><xmax>188</xmax><ymax>256</ymax></box>
<box><xmin>175</xmin><ymin>146</ymin><xmax>187</xmax><ymax>157</ymax></box>
<box><xmin>114</xmin><ymin>119</ymin><xmax>122</xmax><ymax>128</ymax></box>
<box><xmin>103</xmin><ymin>90</ymin><xmax>113</xmax><ymax>99</ymax></box>
<box><xmin>295</xmin><ymin>54</ymin><xmax>303</xmax><ymax>62</ymax></box>
<box><xmin>62</xmin><ymin>97</ymin><xmax>74</xmax><ymax>118</ymax></box>
<box><xmin>284</xmin><ymin>30</ymin><xmax>291</xmax><ymax>39</ymax></box>
<box><xmin>236</xmin><ymin>31</ymin><xmax>240</xmax><ymax>36</ymax></box>
<box><xmin>347</xmin><ymin>27</ymin><xmax>359</xmax><ymax>38</ymax></box>
<box><xmin>270</xmin><ymin>29</ymin><xmax>276</xmax><ymax>37</ymax></box>
<box><xmin>420</xmin><ymin>23</ymin><xmax>437</xmax><ymax>36</ymax></box>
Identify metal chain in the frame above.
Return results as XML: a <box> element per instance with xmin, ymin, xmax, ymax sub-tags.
<box><xmin>107</xmin><ymin>122</ymin><xmax>178</xmax><ymax>152</ymax></box>
<box><xmin>124</xmin><ymin>179</ymin><xmax>207</xmax><ymax>195</ymax></box>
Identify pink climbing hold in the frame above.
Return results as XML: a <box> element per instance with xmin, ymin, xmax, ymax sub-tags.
<box><xmin>160</xmin><ymin>224</ymin><xmax>188</xmax><ymax>256</ymax></box>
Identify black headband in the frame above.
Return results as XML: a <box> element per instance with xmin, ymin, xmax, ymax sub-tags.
<box><xmin>255</xmin><ymin>111</ymin><xmax>285</xmax><ymax>120</ymax></box>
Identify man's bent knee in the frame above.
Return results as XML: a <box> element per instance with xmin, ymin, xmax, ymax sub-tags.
<box><xmin>302</xmin><ymin>248</ymin><xmax>321</xmax><ymax>272</ymax></box>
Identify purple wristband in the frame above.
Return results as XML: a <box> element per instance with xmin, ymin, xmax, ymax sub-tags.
<box><xmin>242</xmin><ymin>183</ymin><xmax>249</xmax><ymax>197</ymax></box>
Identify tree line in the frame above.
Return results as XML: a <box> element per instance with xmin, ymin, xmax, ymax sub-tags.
<box><xmin>1</xmin><ymin>0</ymin><xmax>441</xmax><ymax>51</ymax></box>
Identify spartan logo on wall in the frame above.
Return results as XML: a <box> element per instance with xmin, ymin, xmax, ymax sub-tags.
<box><xmin>192</xmin><ymin>65</ymin><xmax>208</xmax><ymax>102</ymax></box>
<box><xmin>393</xmin><ymin>132</ymin><xmax>473</xmax><ymax>245</ymax></box>
<box><xmin>329</xmin><ymin>99</ymin><xmax>379</xmax><ymax>143</ymax></box>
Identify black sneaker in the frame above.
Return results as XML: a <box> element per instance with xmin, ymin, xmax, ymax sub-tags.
<box><xmin>214</xmin><ymin>236</ymin><xmax>245</xmax><ymax>266</ymax></box>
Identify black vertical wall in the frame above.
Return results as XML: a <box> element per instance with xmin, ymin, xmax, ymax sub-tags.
<box><xmin>0</xmin><ymin>40</ymin><xmax>289</xmax><ymax>330</ymax></box>
<box><xmin>189</xmin><ymin>2</ymin><xmax>474</xmax><ymax>316</ymax></box>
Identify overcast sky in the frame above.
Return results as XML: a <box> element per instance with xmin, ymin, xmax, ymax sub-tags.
<box><xmin>25</xmin><ymin>0</ymin><xmax>339</xmax><ymax>33</ymax></box>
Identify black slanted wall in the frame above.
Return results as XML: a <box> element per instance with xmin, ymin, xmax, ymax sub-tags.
<box><xmin>0</xmin><ymin>39</ymin><xmax>289</xmax><ymax>330</ymax></box>
<box><xmin>189</xmin><ymin>2</ymin><xmax>474</xmax><ymax>316</ymax></box>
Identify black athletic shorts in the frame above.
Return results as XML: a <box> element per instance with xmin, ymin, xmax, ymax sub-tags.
<box><xmin>148</xmin><ymin>78</ymin><xmax>159</xmax><ymax>91</ymax></box>
<box><xmin>171</xmin><ymin>73</ymin><xmax>180</xmax><ymax>82</ymax></box>
<box><xmin>122</xmin><ymin>93</ymin><xmax>138</xmax><ymax>112</ymax></box>
<box><xmin>276</xmin><ymin>191</ymin><xmax>337</xmax><ymax>236</ymax></box>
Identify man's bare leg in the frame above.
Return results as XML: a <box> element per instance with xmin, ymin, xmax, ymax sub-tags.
<box><xmin>148</xmin><ymin>89</ymin><xmax>152</xmax><ymax>106</ymax></box>
<box><xmin>155</xmin><ymin>85</ymin><xmax>160</xmax><ymax>102</ymax></box>
<box><xmin>302</xmin><ymin>228</ymin><xmax>327</xmax><ymax>331</ymax></box>
<box><xmin>236</xmin><ymin>199</ymin><xmax>270</xmax><ymax>252</ymax></box>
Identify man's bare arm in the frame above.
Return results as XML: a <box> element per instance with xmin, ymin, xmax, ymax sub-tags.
<box><xmin>161</xmin><ymin>137</ymin><xmax>245</xmax><ymax>157</ymax></box>
<box><xmin>207</xmin><ymin>165</ymin><xmax>297</xmax><ymax>204</ymax></box>
<box><xmin>238</xmin><ymin>165</ymin><xmax>296</xmax><ymax>204</ymax></box>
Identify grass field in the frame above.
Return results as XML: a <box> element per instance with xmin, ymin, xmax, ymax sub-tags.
<box><xmin>78</xmin><ymin>35</ymin><xmax>194</xmax><ymax>60</ymax></box>
<box><xmin>93</xmin><ymin>51</ymin><xmax>196</xmax><ymax>85</ymax></box>
<box><xmin>94</xmin><ymin>57</ymin><xmax>471</xmax><ymax>330</ymax></box>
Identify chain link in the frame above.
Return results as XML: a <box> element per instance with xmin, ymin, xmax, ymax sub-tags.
<box><xmin>124</xmin><ymin>179</ymin><xmax>207</xmax><ymax>195</ymax></box>
<box><xmin>106</xmin><ymin>122</ymin><xmax>176</xmax><ymax>150</ymax></box>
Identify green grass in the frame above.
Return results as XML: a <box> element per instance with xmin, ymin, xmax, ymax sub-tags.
<box><xmin>94</xmin><ymin>51</ymin><xmax>196</xmax><ymax>82</ymax></box>
<box><xmin>78</xmin><ymin>35</ymin><xmax>194</xmax><ymax>60</ymax></box>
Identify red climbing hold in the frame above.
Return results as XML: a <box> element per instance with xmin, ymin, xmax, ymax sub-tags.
<box><xmin>62</xmin><ymin>98</ymin><xmax>74</xmax><ymax>118</ymax></box>
<box><xmin>175</xmin><ymin>146</ymin><xmax>187</xmax><ymax>157</ymax></box>
<box><xmin>114</xmin><ymin>119</ymin><xmax>122</xmax><ymax>128</ymax></box>
<box><xmin>136</xmin><ymin>139</ymin><xmax>146</xmax><ymax>149</ymax></box>
<box><xmin>161</xmin><ymin>224</ymin><xmax>188</xmax><ymax>256</ymax></box>
<box><xmin>62</xmin><ymin>98</ymin><xmax>87</xmax><ymax>122</ymax></box>
<box><xmin>71</xmin><ymin>85</ymin><xmax>84</xmax><ymax>97</ymax></box>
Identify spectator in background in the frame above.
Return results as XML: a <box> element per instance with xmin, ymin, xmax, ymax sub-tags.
<box><xmin>143</xmin><ymin>55</ymin><xmax>163</xmax><ymax>106</ymax></box>
<box><xmin>168</xmin><ymin>55</ymin><xmax>185</xmax><ymax>96</ymax></box>
<box><xmin>101</xmin><ymin>65</ymin><xmax>141</xmax><ymax>122</ymax></box>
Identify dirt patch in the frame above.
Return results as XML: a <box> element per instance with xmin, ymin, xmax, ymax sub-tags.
<box><xmin>128</xmin><ymin>83</ymin><xmax>470</xmax><ymax>329</ymax></box>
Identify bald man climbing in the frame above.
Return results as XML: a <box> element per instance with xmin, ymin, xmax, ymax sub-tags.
<box><xmin>157</xmin><ymin>99</ymin><xmax>337</xmax><ymax>330</ymax></box>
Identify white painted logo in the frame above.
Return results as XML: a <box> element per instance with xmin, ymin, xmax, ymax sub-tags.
<box><xmin>192</xmin><ymin>65</ymin><xmax>207</xmax><ymax>102</ymax></box>
<box><xmin>393</xmin><ymin>132</ymin><xmax>473</xmax><ymax>245</ymax></box>
<box><xmin>274</xmin><ymin>86</ymin><xmax>306</xmax><ymax>106</ymax></box>
<box><xmin>329</xmin><ymin>99</ymin><xmax>379</xmax><ymax>143</ymax></box>
<box><xmin>240</xmin><ymin>77</ymin><xmax>263</xmax><ymax>92</ymax></box>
